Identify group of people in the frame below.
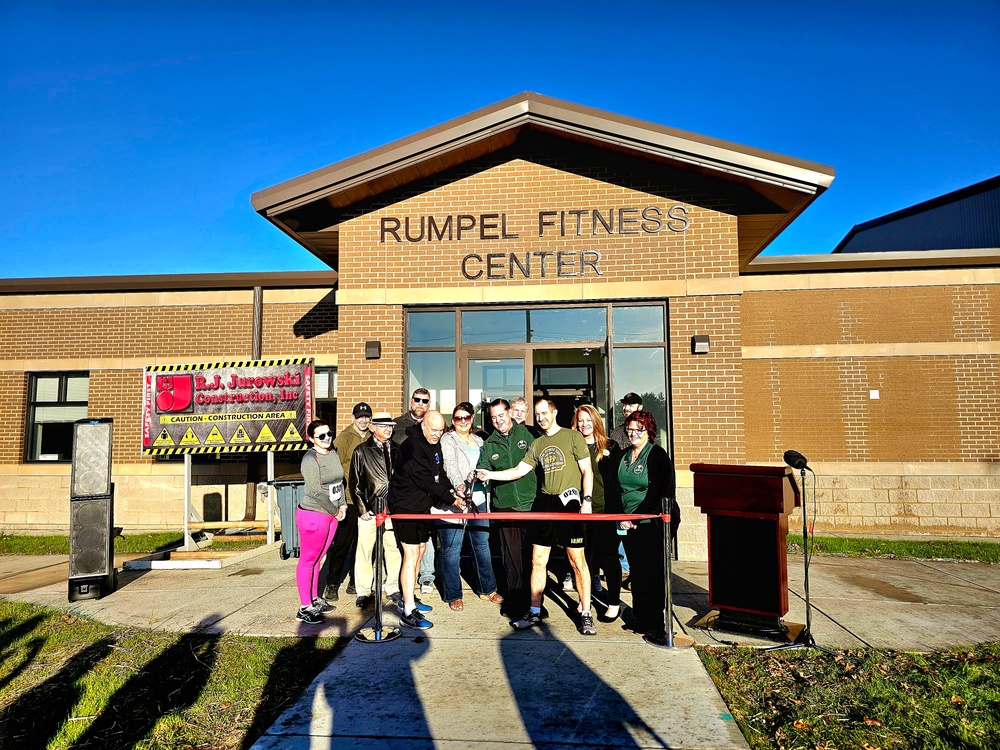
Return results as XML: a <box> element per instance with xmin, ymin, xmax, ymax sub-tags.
<box><xmin>293</xmin><ymin>388</ymin><xmax>677</xmax><ymax>640</ymax></box>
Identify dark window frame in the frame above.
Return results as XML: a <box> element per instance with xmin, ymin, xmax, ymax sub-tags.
<box><xmin>25</xmin><ymin>371</ymin><xmax>90</xmax><ymax>463</ymax></box>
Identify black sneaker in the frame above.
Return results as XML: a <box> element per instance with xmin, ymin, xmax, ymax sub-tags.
<box><xmin>322</xmin><ymin>584</ymin><xmax>340</xmax><ymax>602</ymax></box>
<box><xmin>580</xmin><ymin>611</ymin><xmax>597</xmax><ymax>635</ymax></box>
<box><xmin>346</xmin><ymin>582</ymin><xmax>357</xmax><ymax>595</ymax></box>
<box><xmin>512</xmin><ymin>610</ymin><xmax>541</xmax><ymax>630</ymax></box>
<box><xmin>312</xmin><ymin>597</ymin><xmax>335</xmax><ymax>613</ymax></box>
<box><xmin>355</xmin><ymin>595</ymin><xmax>372</xmax><ymax>608</ymax></box>
<box><xmin>296</xmin><ymin>606</ymin><xmax>322</xmax><ymax>624</ymax></box>
<box><xmin>399</xmin><ymin>610</ymin><xmax>433</xmax><ymax>629</ymax></box>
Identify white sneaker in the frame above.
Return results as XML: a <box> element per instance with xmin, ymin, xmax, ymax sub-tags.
<box><xmin>420</xmin><ymin>582</ymin><xmax>433</xmax><ymax>595</ymax></box>
<box><xmin>562</xmin><ymin>573</ymin><xmax>574</xmax><ymax>591</ymax></box>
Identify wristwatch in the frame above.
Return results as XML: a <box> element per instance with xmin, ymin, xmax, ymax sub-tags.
<box><xmin>582</xmin><ymin>495</ymin><xmax>593</xmax><ymax>504</ymax></box>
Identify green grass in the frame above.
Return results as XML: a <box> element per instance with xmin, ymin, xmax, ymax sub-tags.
<box><xmin>699</xmin><ymin>642</ymin><xmax>1000</xmax><ymax>750</ymax></box>
<box><xmin>789</xmin><ymin>534</ymin><xmax>1000</xmax><ymax>564</ymax></box>
<box><xmin>0</xmin><ymin>532</ymin><xmax>184</xmax><ymax>556</ymax></box>
<box><xmin>0</xmin><ymin>598</ymin><xmax>348</xmax><ymax>750</ymax></box>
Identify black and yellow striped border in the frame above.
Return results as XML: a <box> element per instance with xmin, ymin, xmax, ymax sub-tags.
<box><xmin>144</xmin><ymin>442</ymin><xmax>309</xmax><ymax>455</ymax></box>
<box><xmin>147</xmin><ymin>358</ymin><xmax>313</xmax><ymax>372</ymax></box>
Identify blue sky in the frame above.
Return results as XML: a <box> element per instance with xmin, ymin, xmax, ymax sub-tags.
<box><xmin>2</xmin><ymin>1</ymin><xmax>997</xmax><ymax>279</ymax></box>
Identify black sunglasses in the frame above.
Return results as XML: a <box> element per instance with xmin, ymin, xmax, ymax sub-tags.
<box><xmin>314</xmin><ymin>432</ymin><xmax>332</xmax><ymax>440</ymax></box>
<box><xmin>412</xmin><ymin>396</ymin><xmax>430</xmax><ymax>404</ymax></box>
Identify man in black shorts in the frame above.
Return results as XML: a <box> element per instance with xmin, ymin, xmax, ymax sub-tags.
<box><xmin>477</xmin><ymin>398</ymin><xmax>596</xmax><ymax>635</ymax></box>
<box><xmin>391</xmin><ymin>410</ymin><xmax>466</xmax><ymax>629</ymax></box>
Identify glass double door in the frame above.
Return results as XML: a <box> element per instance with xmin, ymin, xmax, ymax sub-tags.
<box><xmin>462</xmin><ymin>350</ymin><xmax>528</xmax><ymax>433</ymax></box>
<box><xmin>460</xmin><ymin>347</ymin><xmax>609</xmax><ymax>432</ymax></box>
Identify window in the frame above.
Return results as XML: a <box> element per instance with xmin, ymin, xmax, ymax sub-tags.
<box><xmin>26</xmin><ymin>372</ymin><xmax>89</xmax><ymax>462</ymax></box>
<box><xmin>314</xmin><ymin>367</ymin><xmax>338</xmax><ymax>433</ymax></box>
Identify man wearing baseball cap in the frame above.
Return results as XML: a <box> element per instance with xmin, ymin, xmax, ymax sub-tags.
<box><xmin>608</xmin><ymin>392</ymin><xmax>642</xmax><ymax>448</ymax></box>
<box><xmin>321</xmin><ymin>402</ymin><xmax>372</xmax><ymax>601</ymax></box>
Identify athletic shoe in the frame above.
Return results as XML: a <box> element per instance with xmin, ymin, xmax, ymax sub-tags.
<box><xmin>512</xmin><ymin>610</ymin><xmax>542</xmax><ymax>630</ymax></box>
<box><xmin>592</xmin><ymin>580</ymin><xmax>604</xmax><ymax>594</ymax></box>
<box><xmin>396</xmin><ymin>597</ymin><xmax>433</xmax><ymax>614</ymax></box>
<box><xmin>346</xmin><ymin>582</ymin><xmax>357</xmax><ymax>595</ymax></box>
<box><xmin>562</xmin><ymin>573</ymin><xmax>574</xmax><ymax>591</ymax></box>
<box><xmin>420</xmin><ymin>582</ymin><xmax>434</xmax><ymax>595</ymax></box>
<box><xmin>312</xmin><ymin>597</ymin><xmax>335</xmax><ymax>613</ymax></box>
<box><xmin>399</xmin><ymin>610</ymin><xmax>433</xmax><ymax>629</ymax></box>
<box><xmin>295</xmin><ymin>606</ymin><xmax>322</xmax><ymax>624</ymax></box>
<box><xmin>580</xmin><ymin>611</ymin><xmax>597</xmax><ymax>635</ymax></box>
<box><xmin>322</xmin><ymin>584</ymin><xmax>340</xmax><ymax>602</ymax></box>
<box><xmin>355</xmin><ymin>595</ymin><xmax>372</xmax><ymax>608</ymax></box>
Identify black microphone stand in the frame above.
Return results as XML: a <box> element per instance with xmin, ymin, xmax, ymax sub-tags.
<box><xmin>765</xmin><ymin>462</ymin><xmax>835</xmax><ymax>656</ymax></box>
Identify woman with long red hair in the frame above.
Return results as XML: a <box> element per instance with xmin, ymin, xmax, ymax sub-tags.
<box><xmin>572</xmin><ymin>404</ymin><xmax>622</xmax><ymax>621</ymax></box>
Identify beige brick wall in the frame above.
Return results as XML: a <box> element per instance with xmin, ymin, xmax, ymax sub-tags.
<box><xmin>741</xmin><ymin>281</ymin><xmax>1000</xmax><ymax>542</ymax></box>
<box><xmin>337</xmin><ymin>158</ymin><xmax>738</xmax><ymax>292</ymax></box>
<box><xmin>335</xmin><ymin>305</ymin><xmax>405</xmax><ymax>429</ymax></box>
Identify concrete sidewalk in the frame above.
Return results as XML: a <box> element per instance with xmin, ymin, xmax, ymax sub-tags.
<box><xmin>3</xmin><ymin>548</ymin><xmax>999</xmax><ymax>749</ymax></box>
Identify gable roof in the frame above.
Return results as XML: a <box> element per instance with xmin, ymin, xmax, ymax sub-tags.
<box><xmin>833</xmin><ymin>175</ymin><xmax>1000</xmax><ymax>253</ymax></box>
<box><xmin>252</xmin><ymin>93</ymin><xmax>834</xmax><ymax>271</ymax></box>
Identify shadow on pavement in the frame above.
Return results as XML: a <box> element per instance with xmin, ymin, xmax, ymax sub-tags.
<box><xmin>500</xmin><ymin>621</ymin><xmax>670</xmax><ymax>749</ymax></box>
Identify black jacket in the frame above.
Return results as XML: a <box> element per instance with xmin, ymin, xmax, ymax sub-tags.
<box><xmin>349</xmin><ymin>435</ymin><xmax>398</xmax><ymax>516</ymax></box>
<box><xmin>390</xmin><ymin>429</ymin><xmax>457</xmax><ymax>515</ymax></box>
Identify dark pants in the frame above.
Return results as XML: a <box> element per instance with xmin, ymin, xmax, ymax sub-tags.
<box><xmin>586</xmin><ymin>520</ymin><xmax>623</xmax><ymax>606</ymax></box>
<box><xmin>622</xmin><ymin>520</ymin><xmax>666</xmax><ymax>635</ymax></box>
<box><xmin>325</xmin><ymin>504</ymin><xmax>358</xmax><ymax>588</ymax></box>
<box><xmin>495</xmin><ymin>519</ymin><xmax>531</xmax><ymax>613</ymax></box>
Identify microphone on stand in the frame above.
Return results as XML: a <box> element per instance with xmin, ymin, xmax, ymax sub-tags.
<box><xmin>783</xmin><ymin>449</ymin><xmax>809</xmax><ymax>471</ymax></box>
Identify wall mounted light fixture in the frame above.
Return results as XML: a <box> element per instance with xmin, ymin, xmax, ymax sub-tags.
<box><xmin>365</xmin><ymin>341</ymin><xmax>382</xmax><ymax>360</ymax></box>
<box><xmin>691</xmin><ymin>335</ymin><xmax>710</xmax><ymax>355</ymax></box>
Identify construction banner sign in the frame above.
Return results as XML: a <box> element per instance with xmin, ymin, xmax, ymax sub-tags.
<box><xmin>141</xmin><ymin>359</ymin><xmax>313</xmax><ymax>455</ymax></box>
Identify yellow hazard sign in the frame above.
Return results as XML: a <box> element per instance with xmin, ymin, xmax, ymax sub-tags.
<box><xmin>205</xmin><ymin>426</ymin><xmax>225</xmax><ymax>445</ymax></box>
<box><xmin>281</xmin><ymin>423</ymin><xmax>303</xmax><ymax>442</ymax></box>
<box><xmin>231</xmin><ymin>424</ymin><xmax>251</xmax><ymax>443</ymax></box>
<box><xmin>180</xmin><ymin>427</ymin><xmax>201</xmax><ymax>446</ymax></box>
<box><xmin>153</xmin><ymin>428</ymin><xmax>175</xmax><ymax>447</ymax></box>
<box><xmin>256</xmin><ymin>424</ymin><xmax>277</xmax><ymax>443</ymax></box>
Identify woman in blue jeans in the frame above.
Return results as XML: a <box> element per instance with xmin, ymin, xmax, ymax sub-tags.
<box><xmin>438</xmin><ymin>402</ymin><xmax>502</xmax><ymax>611</ymax></box>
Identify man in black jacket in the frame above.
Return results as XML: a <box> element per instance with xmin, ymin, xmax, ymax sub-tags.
<box><xmin>391</xmin><ymin>410</ymin><xmax>466</xmax><ymax>629</ymax></box>
<box><xmin>349</xmin><ymin>412</ymin><xmax>402</xmax><ymax>609</ymax></box>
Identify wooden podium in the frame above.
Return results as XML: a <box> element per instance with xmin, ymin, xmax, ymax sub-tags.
<box><xmin>690</xmin><ymin>463</ymin><xmax>800</xmax><ymax>635</ymax></box>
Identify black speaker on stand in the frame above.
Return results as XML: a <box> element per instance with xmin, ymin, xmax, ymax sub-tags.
<box><xmin>68</xmin><ymin>418</ymin><xmax>118</xmax><ymax>602</ymax></box>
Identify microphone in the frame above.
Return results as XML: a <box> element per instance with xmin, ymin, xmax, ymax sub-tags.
<box><xmin>783</xmin><ymin>449</ymin><xmax>809</xmax><ymax>470</ymax></box>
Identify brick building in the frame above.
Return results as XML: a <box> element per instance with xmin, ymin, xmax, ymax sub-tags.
<box><xmin>2</xmin><ymin>94</ymin><xmax>997</xmax><ymax>559</ymax></box>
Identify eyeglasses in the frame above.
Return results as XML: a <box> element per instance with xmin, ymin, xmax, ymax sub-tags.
<box><xmin>314</xmin><ymin>432</ymin><xmax>332</xmax><ymax>440</ymax></box>
<box><xmin>412</xmin><ymin>396</ymin><xmax>430</xmax><ymax>404</ymax></box>
<box><xmin>373</xmin><ymin>423</ymin><xmax>394</xmax><ymax>430</ymax></box>
<box><xmin>453</xmin><ymin>415</ymin><xmax>472</xmax><ymax>422</ymax></box>
<box><xmin>625</xmin><ymin>428</ymin><xmax>645</xmax><ymax>436</ymax></box>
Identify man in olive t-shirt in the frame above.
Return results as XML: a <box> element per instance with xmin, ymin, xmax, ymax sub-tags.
<box><xmin>477</xmin><ymin>398</ymin><xmax>596</xmax><ymax>635</ymax></box>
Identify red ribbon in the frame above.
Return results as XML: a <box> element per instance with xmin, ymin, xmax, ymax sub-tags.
<box><xmin>388</xmin><ymin>511</ymin><xmax>671</xmax><ymax>522</ymax></box>
<box><xmin>375</xmin><ymin>512</ymin><xmax>388</xmax><ymax>527</ymax></box>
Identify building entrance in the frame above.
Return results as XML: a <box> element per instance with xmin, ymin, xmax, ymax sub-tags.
<box><xmin>408</xmin><ymin>302</ymin><xmax>670</xmax><ymax>447</ymax></box>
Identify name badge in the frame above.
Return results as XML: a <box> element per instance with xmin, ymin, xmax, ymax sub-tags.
<box><xmin>329</xmin><ymin>481</ymin><xmax>344</xmax><ymax>503</ymax></box>
<box><xmin>558</xmin><ymin>487</ymin><xmax>581</xmax><ymax>506</ymax></box>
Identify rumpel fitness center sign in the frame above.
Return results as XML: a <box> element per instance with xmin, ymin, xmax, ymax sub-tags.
<box><xmin>141</xmin><ymin>359</ymin><xmax>313</xmax><ymax>455</ymax></box>
<box><xmin>379</xmin><ymin>204</ymin><xmax>691</xmax><ymax>280</ymax></box>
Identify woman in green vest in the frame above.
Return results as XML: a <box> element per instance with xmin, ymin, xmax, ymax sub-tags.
<box><xmin>606</xmin><ymin>410</ymin><xmax>675</xmax><ymax>638</ymax></box>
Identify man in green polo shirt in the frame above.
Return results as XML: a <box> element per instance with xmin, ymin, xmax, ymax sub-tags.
<box><xmin>478</xmin><ymin>397</ymin><xmax>596</xmax><ymax>635</ymax></box>
<box><xmin>477</xmin><ymin>398</ymin><xmax>536</xmax><ymax>616</ymax></box>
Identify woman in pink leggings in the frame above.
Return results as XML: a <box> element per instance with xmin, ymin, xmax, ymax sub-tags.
<box><xmin>296</xmin><ymin>419</ymin><xmax>347</xmax><ymax>623</ymax></box>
